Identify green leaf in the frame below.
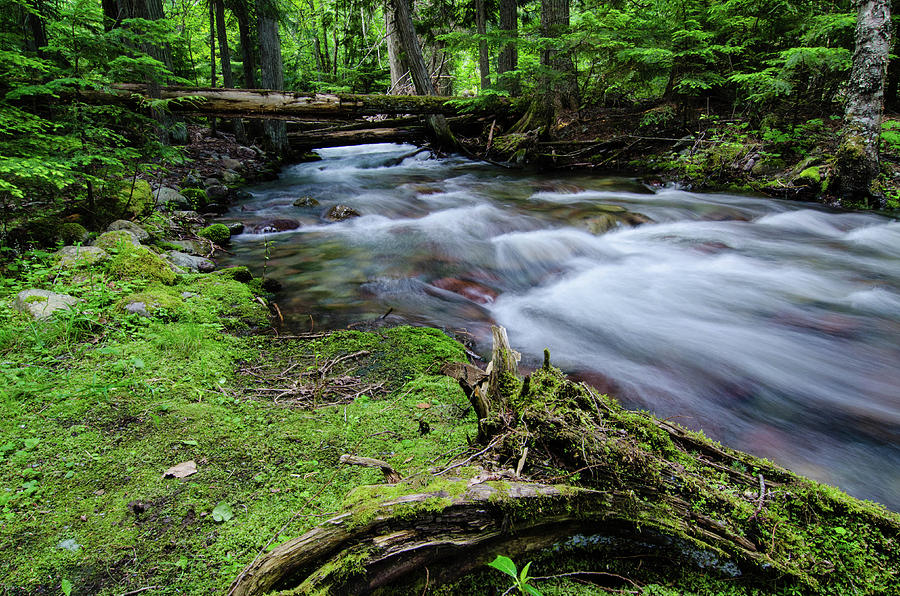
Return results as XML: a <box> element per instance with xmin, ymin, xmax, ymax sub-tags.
<box><xmin>486</xmin><ymin>555</ymin><xmax>518</xmax><ymax>579</ymax></box>
<box><xmin>523</xmin><ymin>584</ymin><xmax>544</xmax><ymax>596</ymax></box>
<box><xmin>181</xmin><ymin>440</ymin><xmax>198</xmax><ymax>446</ymax></box>
<box><xmin>211</xmin><ymin>502</ymin><xmax>233</xmax><ymax>523</ymax></box>
<box><xmin>61</xmin><ymin>578</ymin><xmax>73</xmax><ymax>596</ymax></box>
<box><xmin>519</xmin><ymin>561</ymin><xmax>532</xmax><ymax>583</ymax></box>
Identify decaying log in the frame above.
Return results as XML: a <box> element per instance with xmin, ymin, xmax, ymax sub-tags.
<box><xmin>78</xmin><ymin>84</ymin><xmax>507</xmax><ymax>119</ymax></box>
<box><xmin>230</xmin><ymin>327</ymin><xmax>900</xmax><ymax>595</ymax></box>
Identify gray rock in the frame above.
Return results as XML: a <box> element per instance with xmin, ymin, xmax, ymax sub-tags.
<box><xmin>222</xmin><ymin>158</ymin><xmax>243</xmax><ymax>171</ymax></box>
<box><xmin>205</xmin><ymin>185</ymin><xmax>229</xmax><ymax>202</ymax></box>
<box><xmin>222</xmin><ymin>169</ymin><xmax>241</xmax><ymax>184</ymax></box>
<box><xmin>252</xmin><ymin>218</ymin><xmax>301</xmax><ymax>233</ymax></box>
<box><xmin>169</xmin><ymin>239</ymin><xmax>207</xmax><ymax>255</ymax></box>
<box><xmin>224</xmin><ymin>222</ymin><xmax>244</xmax><ymax>235</ymax></box>
<box><xmin>124</xmin><ymin>301</ymin><xmax>151</xmax><ymax>317</ymax></box>
<box><xmin>153</xmin><ymin>186</ymin><xmax>191</xmax><ymax>210</ymax></box>
<box><xmin>204</xmin><ymin>177</ymin><xmax>220</xmax><ymax>188</ymax></box>
<box><xmin>168</xmin><ymin>251</ymin><xmax>216</xmax><ymax>273</ymax></box>
<box><xmin>107</xmin><ymin>220</ymin><xmax>150</xmax><ymax>242</ymax></box>
<box><xmin>56</xmin><ymin>246</ymin><xmax>109</xmax><ymax>267</ymax></box>
<box><xmin>180</xmin><ymin>292</ymin><xmax>198</xmax><ymax>299</ymax></box>
<box><xmin>235</xmin><ymin>146</ymin><xmax>256</xmax><ymax>159</ymax></box>
<box><xmin>15</xmin><ymin>289</ymin><xmax>80</xmax><ymax>320</ymax></box>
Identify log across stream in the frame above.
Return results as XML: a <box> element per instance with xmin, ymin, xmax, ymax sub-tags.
<box><xmin>216</xmin><ymin>143</ymin><xmax>900</xmax><ymax>512</ymax></box>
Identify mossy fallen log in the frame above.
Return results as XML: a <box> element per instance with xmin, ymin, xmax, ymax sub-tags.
<box><xmin>230</xmin><ymin>327</ymin><xmax>900</xmax><ymax>595</ymax></box>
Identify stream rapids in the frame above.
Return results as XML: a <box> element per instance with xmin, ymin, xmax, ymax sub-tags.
<box><xmin>219</xmin><ymin>143</ymin><xmax>900</xmax><ymax>510</ymax></box>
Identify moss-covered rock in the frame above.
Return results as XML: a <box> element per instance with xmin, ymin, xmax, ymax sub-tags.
<box><xmin>120</xmin><ymin>285</ymin><xmax>185</xmax><ymax>317</ymax></box>
<box><xmin>199</xmin><ymin>223</ymin><xmax>231</xmax><ymax>244</ymax></box>
<box><xmin>94</xmin><ymin>230</ymin><xmax>141</xmax><ymax>251</ymax></box>
<box><xmin>57</xmin><ymin>222</ymin><xmax>89</xmax><ymax>245</ymax></box>
<box><xmin>794</xmin><ymin>165</ymin><xmax>822</xmax><ymax>190</ymax></box>
<box><xmin>115</xmin><ymin>179</ymin><xmax>155</xmax><ymax>218</ymax></box>
<box><xmin>108</xmin><ymin>245</ymin><xmax>177</xmax><ymax>284</ymax></box>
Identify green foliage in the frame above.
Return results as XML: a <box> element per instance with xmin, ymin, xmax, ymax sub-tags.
<box><xmin>487</xmin><ymin>555</ymin><xmax>543</xmax><ymax>596</ymax></box>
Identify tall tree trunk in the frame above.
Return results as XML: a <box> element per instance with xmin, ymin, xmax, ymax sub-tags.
<box><xmin>476</xmin><ymin>0</ymin><xmax>490</xmax><ymax>90</ymax></box>
<box><xmin>497</xmin><ymin>0</ymin><xmax>518</xmax><ymax>95</ymax></box>
<box><xmin>215</xmin><ymin>0</ymin><xmax>247</xmax><ymax>142</ymax></box>
<box><xmin>384</xmin><ymin>3</ymin><xmax>410</xmax><ymax>93</ymax></box>
<box><xmin>258</xmin><ymin>3</ymin><xmax>289</xmax><ymax>156</ymax></box>
<box><xmin>23</xmin><ymin>0</ymin><xmax>48</xmax><ymax>56</ymax></box>
<box><xmin>388</xmin><ymin>0</ymin><xmax>456</xmax><ymax>147</ymax></box>
<box><xmin>540</xmin><ymin>0</ymin><xmax>576</xmax><ymax>111</ymax></box>
<box><xmin>833</xmin><ymin>0</ymin><xmax>891</xmax><ymax>205</ymax></box>
<box><xmin>209</xmin><ymin>0</ymin><xmax>218</xmax><ymax>136</ymax></box>
<box><xmin>102</xmin><ymin>0</ymin><xmax>120</xmax><ymax>31</ymax></box>
<box><xmin>235</xmin><ymin>2</ymin><xmax>258</xmax><ymax>88</ymax></box>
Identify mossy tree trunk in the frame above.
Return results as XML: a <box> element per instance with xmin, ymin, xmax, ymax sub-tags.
<box><xmin>833</xmin><ymin>0</ymin><xmax>891</xmax><ymax>205</ymax></box>
<box><xmin>497</xmin><ymin>0</ymin><xmax>519</xmax><ymax>95</ymax></box>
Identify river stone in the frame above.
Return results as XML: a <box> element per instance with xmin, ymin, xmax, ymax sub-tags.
<box><xmin>326</xmin><ymin>205</ymin><xmax>361</xmax><ymax>221</ymax></box>
<box><xmin>205</xmin><ymin>185</ymin><xmax>229</xmax><ymax>202</ymax></box>
<box><xmin>222</xmin><ymin>169</ymin><xmax>242</xmax><ymax>184</ymax></box>
<box><xmin>15</xmin><ymin>289</ymin><xmax>80</xmax><ymax>320</ymax></box>
<box><xmin>293</xmin><ymin>196</ymin><xmax>320</xmax><ymax>207</ymax></box>
<box><xmin>153</xmin><ymin>186</ymin><xmax>190</xmax><ymax>210</ymax></box>
<box><xmin>253</xmin><ymin>218</ymin><xmax>301</xmax><ymax>234</ymax></box>
<box><xmin>56</xmin><ymin>245</ymin><xmax>109</xmax><ymax>267</ymax></box>
<box><xmin>107</xmin><ymin>220</ymin><xmax>150</xmax><ymax>241</ymax></box>
<box><xmin>168</xmin><ymin>251</ymin><xmax>216</xmax><ymax>273</ymax></box>
<box><xmin>202</xmin><ymin>203</ymin><xmax>228</xmax><ymax>215</ymax></box>
<box><xmin>204</xmin><ymin>177</ymin><xmax>220</xmax><ymax>187</ymax></box>
<box><xmin>224</xmin><ymin>222</ymin><xmax>245</xmax><ymax>235</ymax></box>
<box><xmin>222</xmin><ymin>158</ymin><xmax>243</xmax><ymax>171</ymax></box>
<box><xmin>235</xmin><ymin>146</ymin><xmax>256</xmax><ymax>159</ymax></box>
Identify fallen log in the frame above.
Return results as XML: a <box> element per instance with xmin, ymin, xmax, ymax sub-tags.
<box><xmin>230</xmin><ymin>327</ymin><xmax>900</xmax><ymax>595</ymax></box>
<box><xmin>288</xmin><ymin>127</ymin><xmax>426</xmax><ymax>151</ymax></box>
<box><xmin>79</xmin><ymin>84</ymin><xmax>507</xmax><ymax>119</ymax></box>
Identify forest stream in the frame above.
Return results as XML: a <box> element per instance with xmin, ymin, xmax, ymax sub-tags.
<box><xmin>218</xmin><ymin>143</ymin><xmax>900</xmax><ymax>511</ymax></box>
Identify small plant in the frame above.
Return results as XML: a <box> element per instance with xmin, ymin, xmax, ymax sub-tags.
<box><xmin>487</xmin><ymin>555</ymin><xmax>543</xmax><ymax>596</ymax></box>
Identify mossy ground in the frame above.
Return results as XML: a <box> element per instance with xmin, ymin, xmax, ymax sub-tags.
<box><xmin>0</xmin><ymin>251</ymin><xmax>476</xmax><ymax>595</ymax></box>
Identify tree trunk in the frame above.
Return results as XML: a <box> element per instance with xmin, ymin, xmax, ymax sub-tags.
<box><xmin>497</xmin><ymin>0</ymin><xmax>518</xmax><ymax>95</ymax></box>
<box><xmin>384</xmin><ymin>2</ymin><xmax>410</xmax><ymax>93</ymax></box>
<box><xmin>832</xmin><ymin>0</ymin><xmax>892</xmax><ymax>206</ymax></box>
<box><xmin>101</xmin><ymin>0</ymin><xmax>120</xmax><ymax>31</ymax></box>
<box><xmin>540</xmin><ymin>0</ymin><xmax>576</xmax><ymax>111</ymax></box>
<box><xmin>23</xmin><ymin>0</ymin><xmax>48</xmax><ymax>56</ymax></box>
<box><xmin>388</xmin><ymin>0</ymin><xmax>456</xmax><ymax>147</ymax></box>
<box><xmin>215</xmin><ymin>0</ymin><xmax>246</xmax><ymax>142</ymax></box>
<box><xmin>257</xmin><ymin>3</ymin><xmax>289</xmax><ymax>156</ymax></box>
<box><xmin>476</xmin><ymin>0</ymin><xmax>490</xmax><ymax>90</ymax></box>
<box><xmin>235</xmin><ymin>3</ymin><xmax>258</xmax><ymax>88</ymax></box>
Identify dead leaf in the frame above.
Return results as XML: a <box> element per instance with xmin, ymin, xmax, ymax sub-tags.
<box><xmin>164</xmin><ymin>460</ymin><xmax>197</xmax><ymax>479</ymax></box>
<box><xmin>415</xmin><ymin>402</ymin><xmax>431</xmax><ymax>409</ymax></box>
<box><xmin>403</xmin><ymin>456</ymin><xmax>414</xmax><ymax>464</ymax></box>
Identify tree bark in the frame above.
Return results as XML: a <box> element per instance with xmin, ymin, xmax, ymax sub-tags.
<box><xmin>257</xmin><ymin>2</ymin><xmax>289</xmax><ymax>155</ymax></box>
<box><xmin>214</xmin><ymin>0</ymin><xmax>247</xmax><ymax>142</ymax></box>
<box><xmin>235</xmin><ymin>2</ymin><xmax>258</xmax><ymax>88</ymax></box>
<box><xmin>833</xmin><ymin>0</ymin><xmax>892</xmax><ymax>205</ymax></box>
<box><xmin>476</xmin><ymin>0</ymin><xmax>490</xmax><ymax>90</ymax></box>
<box><xmin>384</xmin><ymin>2</ymin><xmax>411</xmax><ymax>94</ymax></box>
<box><xmin>497</xmin><ymin>0</ymin><xmax>518</xmax><ymax>95</ymax></box>
<box><xmin>540</xmin><ymin>0</ymin><xmax>576</xmax><ymax>111</ymax></box>
<box><xmin>388</xmin><ymin>0</ymin><xmax>456</xmax><ymax>147</ymax></box>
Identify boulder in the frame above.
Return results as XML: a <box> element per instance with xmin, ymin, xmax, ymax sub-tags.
<box><xmin>153</xmin><ymin>187</ymin><xmax>191</xmax><ymax>210</ymax></box>
<box><xmin>222</xmin><ymin>169</ymin><xmax>242</xmax><ymax>184</ymax></box>
<box><xmin>252</xmin><ymin>218</ymin><xmax>301</xmax><ymax>234</ymax></box>
<box><xmin>94</xmin><ymin>230</ymin><xmax>141</xmax><ymax>250</ymax></box>
<box><xmin>325</xmin><ymin>205</ymin><xmax>361</xmax><ymax>221</ymax></box>
<box><xmin>222</xmin><ymin>158</ymin><xmax>243</xmax><ymax>171</ymax></box>
<box><xmin>124</xmin><ymin>301</ymin><xmax>151</xmax><ymax>317</ymax></box>
<box><xmin>57</xmin><ymin>222</ymin><xmax>89</xmax><ymax>245</ymax></box>
<box><xmin>107</xmin><ymin>220</ymin><xmax>150</xmax><ymax>242</ymax></box>
<box><xmin>15</xmin><ymin>289</ymin><xmax>80</xmax><ymax>320</ymax></box>
<box><xmin>56</xmin><ymin>246</ymin><xmax>109</xmax><ymax>267</ymax></box>
<box><xmin>167</xmin><ymin>251</ymin><xmax>216</xmax><ymax>273</ymax></box>
<box><xmin>169</xmin><ymin>239</ymin><xmax>207</xmax><ymax>255</ymax></box>
<box><xmin>235</xmin><ymin>146</ymin><xmax>256</xmax><ymax>159</ymax></box>
<box><xmin>204</xmin><ymin>177</ymin><xmax>220</xmax><ymax>187</ymax></box>
<box><xmin>205</xmin><ymin>185</ymin><xmax>229</xmax><ymax>202</ymax></box>
<box><xmin>292</xmin><ymin>196</ymin><xmax>320</xmax><ymax>207</ymax></box>
<box><xmin>224</xmin><ymin>222</ymin><xmax>245</xmax><ymax>235</ymax></box>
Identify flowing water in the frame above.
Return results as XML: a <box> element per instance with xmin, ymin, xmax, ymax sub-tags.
<box><xmin>219</xmin><ymin>143</ymin><xmax>900</xmax><ymax>510</ymax></box>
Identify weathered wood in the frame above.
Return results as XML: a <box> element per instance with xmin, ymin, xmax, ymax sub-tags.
<box><xmin>288</xmin><ymin>127</ymin><xmax>426</xmax><ymax>150</ymax></box>
<box><xmin>79</xmin><ymin>84</ymin><xmax>503</xmax><ymax>119</ymax></box>
<box><xmin>339</xmin><ymin>455</ymin><xmax>402</xmax><ymax>483</ymax></box>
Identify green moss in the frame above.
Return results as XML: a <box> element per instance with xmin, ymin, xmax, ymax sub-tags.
<box><xmin>198</xmin><ymin>223</ymin><xmax>231</xmax><ymax>245</ymax></box>
<box><xmin>119</xmin><ymin>285</ymin><xmax>184</xmax><ymax>315</ymax></box>
<box><xmin>108</xmin><ymin>245</ymin><xmax>177</xmax><ymax>285</ymax></box>
<box><xmin>94</xmin><ymin>230</ymin><xmax>138</xmax><ymax>251</ymax></box>
<box><xmin>116</xmin><ymin>179</ymin><xmax>154</xmax><ymax>218</ymax></box>
<box><xmin>24</xmin><ymin>295</ymin><xmax>48</xmax><ymax>303</ymax></box>
<box><xmin>795</xmin><ymin>165</ymin><xmax>822</xmax><ymax>188</ymax></box>
<box><xmin>57</xmin><ymin>222</ymin><xmax>88</xmax><ymax>245</ymax></box>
